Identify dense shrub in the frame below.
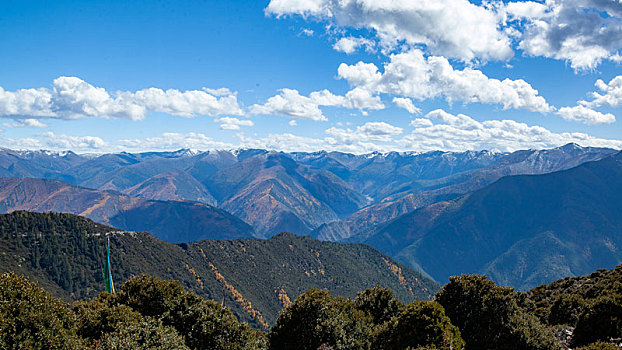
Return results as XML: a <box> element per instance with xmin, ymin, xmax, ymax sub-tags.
<box><xmin>436</xmin><ymin>274</ymin><xmax>557</xmax><ymax>350</ymax></box>
<box><xmin>547</xmin><ymin>294</ymin><xmax>585</xmax><ymax>326</ymax></box>
<box><xmin>575</xmin><ymin>340</ymin><xmax>622</xmax><ymax>350</ymax></box>
<box><xmin>354</xmin><ymin>285</ymin><xmax>404</xmax><ymax>326</ymax></box>
<box><xmin>373</xmin><ymin>300</ymin><xmax>464</xmax><ymax>350</ymax></box>
<box><xmin>269</xmin><ymin>289</ymin><xmax>372</xmax><ymax>350</ymax></box>
<box><xmin>99</xmin><ymin>319</ymin><xmax>189</xmax><ymax>350</ymax></box>
<box><xmin>0</xmin><ymin>272</ymin><xmax>84</xmax><ymax>349</ymax></box>
<box><xmin>116</xmin><ymin>274</ymin><xmax>265</xmax><ymax>350</ymax></box>
<box><xmin>572</xmin><ymin>294</ymin><xmax>622</xmax><ymax>347</ymax></box>
<box><xmin>73</xmin><ymin>293</ymin><xmax>144</xmax><ymax>340</ymax></box>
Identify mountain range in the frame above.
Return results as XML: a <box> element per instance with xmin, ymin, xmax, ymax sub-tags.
<box><xmin>0</xmin><ymin>144</ymin><xmax>615</xmax><ymax>240</ymax></box>
<box><xmin>0</xmin><ymin>177</ymin><xmax>256</xmax><ymax>242</ymax></box>
<box><xmin>366</xmin><ymin>151</ymin><xmax>622</xmax><ymax>289</ymax></box>
<box><xmin>0</xmin><ymin>211</ymin><xmax>438</xmax><ymax>328</ymax></box>
<box><xmin>0</xmin><ymin>144</ymin><xmax>620</xmax><ymax>290</ymax></box>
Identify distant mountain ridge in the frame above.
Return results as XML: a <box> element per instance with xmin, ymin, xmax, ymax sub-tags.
<box><xmin>0</xmin><ymin>211</ymin><xmax>439</xmax><ymax>328</ymax></box>
<box><xmin>365</xmin><ymin>151</ymin><xmax>622</xmax><ymax>289</ymax></box>
<box><xmin>0</xmin><ymin>143</ymin><xmax>614</xmax><ymax>238</ymax></box>
<box><xmin>0</xmin><ymin>177</ymin><xmax>256</xmax><ymax>242</ymax></box>
<box><xmin>312</xmin><ymin>143</ymin><xmax>618</xmax><ymax>242</ymax></box>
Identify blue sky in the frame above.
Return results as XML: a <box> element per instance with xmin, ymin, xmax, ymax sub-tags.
<box><xmin>0</xmin><ymin>0</ymin><xmax>621</xmax><ymax>153</ymax></box>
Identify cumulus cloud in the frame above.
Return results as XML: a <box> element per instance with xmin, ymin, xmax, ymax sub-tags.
<box><xmin>0</xmin><ymin>77</ymin><xmax>243</xmax><ymax>121</ymax></box>
<box><xmin>338</xmin><ymin>49</ymin><xmax>552</xmax><ymax>112</ymax></box>
<box><xmin>410</xmin><ymin>118</ymin><xmax>434</xmax><ymax>127</ymax></box>
<box><xmin>214</xmin><ymin>117</ymin><xmax>254</xmax><ymax>130</ymax></box>
<box><xmin>581</xmin><ymin>75</ymin><xmax>622</xmax><ymax>108</ymax></box>
<box><xmin>326</xmin><ymin>121</ymin><xmax>403</xmax><ymax>143</ymax></box>
<box><xmin>238</xmin><ymin>132</ymin><xmax>383</xmax><ymax>154</ymax></box>
<box><xmin>250</xmin><ymin>88</ymin><xmax>384</xmax><ymax>121</ymax></box>
<box><xmin>507</xmin><ymin>0</ymin><xmax>622</xmax><ymax>70</ymax></box>
<box><xmin>250</xmin><ymin>89</ymin><xmax>328</xmax><ymax>121</ymax></box>
<box><xmin>505</xmin><ymin>1</ymin><xmax>548</xmax><ymax>20</ymax></box>
<box><xmin>3</xmin><ymin>119</ymin><xmax>48</xmax><ymax>128</ymax></box>
<box><xmin>266</xmin><ymin>0</ymin><xmax>513</xmax><ymax>62</ymax></box>
<box><xmin>238</xmin><ymin>110</ymin><xmax>622</xmax><ymax>153</ymax></box>
<box><xmin>267</xmin><ymin>0</ymin><xmax>622</xmax><ymax>70</ymax></box>
<box><xmin>118</xmin><ymin>132</ymin><xmax>234</xmax><ymax>152</ymax></box>
<box><xmin>392</xmin><ymin>97</ymin><xmax>420</xmax><ymax>114</ymax></box>
<box><xmin>556</xmin><ymin>105</ymin><xmax>616</xmax><ymax>124</ymax></box>
<box><xmin>38</xmin><ymin>132</ymin><xmax>107</xmax><ymax>150</ymax></box>
<box><xmin>333</xmin><ymin>36</ymin><xmax>375</xmax><ymax>54</ymax></box>
<box><xmin>289</xmin><ymin>120</ymin><xmax>297</xmax><ymax>126</ymax></box>
<box><xmin>398</xmin><ymin>109</ymin><xmax>622</xmax><ymax>152</ymax></box>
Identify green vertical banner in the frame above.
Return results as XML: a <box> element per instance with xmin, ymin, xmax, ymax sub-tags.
<box><xmin>104</xmin><ymin>236</ymin><xmax>115</xmax><ymax>293</ymax></box>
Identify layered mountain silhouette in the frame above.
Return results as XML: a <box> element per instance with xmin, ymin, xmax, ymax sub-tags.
<box><xmin>0</xmin><ymin>177</ymin><xmax>256</xmax><ymax>242</ymax></box>
<box><xmin>0</xmin><ymin>144</ymin><xmax>613</xmax><ymax>239</ymax></box>
<box><xmin>313</xmin><ymin>143</ymin><xmax>617</xmax><ymax>242</ymax></box>
<box><xmin>0</xmin><ymin>144</ymin><xmax>620</xmax><ymax>290</ymax></box>
<box><xmin>0</xmin><ymin>211</ymin><xmax>438</xmax><ymax>328</ymax></box>
<box><xmin>366</xmin><ymin>151</ymin><xmax>622</xmax><ymax>289</ymax></box>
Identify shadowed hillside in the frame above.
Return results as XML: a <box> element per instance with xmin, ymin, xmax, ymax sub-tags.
<box><xmin>367</xmin><ymin>151</ymin><xmax>622</xmax><ymax>289</ymax></box>
<box><xmin>0</xmin><ymin>211</ymin><xmax>439</xmax><ymax>328</ymax></box>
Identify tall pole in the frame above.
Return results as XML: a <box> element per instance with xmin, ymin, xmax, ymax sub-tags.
<box><xmin>104</xmin><ymin>236</ymin><xmax>115</xmax><ymax>293</ymax></box>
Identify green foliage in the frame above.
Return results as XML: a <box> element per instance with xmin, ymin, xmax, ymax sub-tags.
<box><xmin>73</xmin><ymin>292</ymin><xmax>144</xmax><ymax>340</ymax></box>
<box><xmin>115</xmin><ymin>274</ymin><xmax>264</xmax><ymax>350</ymax></box>
<box><xmin>0</xmin><ymin>211</ymin><xmax>438</xmax><ymax>327</ymax></box>
<box><xmin>373</xmin><ymin>301</ymin><xmax>464</xmax><ymax>350</ymax></box>
<box><xmin>547</xmin><ymin>294</ymin><xmax>585</xmax><ymax>326</ymax></box>
<box><xmin>575</xmin><ymin>340</ymin><xmax>622</xmax><ymax>350</ymax></box>
<box><xmin>0</xmin><ymin>211</ymin><xmax>111</xmax><ymax>300</ymax></box>
<box><xmin>269</xmin><ymin>289</ymin><xmax>372</xmax><ymax>350</ymax></box>
<box><xmin>436</xmin><ymin>274</ymin><xmax>557</xmax><ymax>350</ymax></box>
<box><xmin>0</xmin><ymin>272</ymin><xmax>85</xmax><ymax>349</ymax></box>
<box><xmin>99</xmin><ymin>319</ymin><xmax>189</xmax><ymax>350</ymax></box>
<box><xmin>116</xmin><ymin>274</ymin><xmax>188</xmax><ymax>318</ymax></box>
<box><xmin>354</xmin><ymin>285</ymin><xmax>404</xmax><ymax>326</ymax></box>
<box><xmin>572</xmin><ymin>294</ymin><xmax>622</xmax><ymax>347</ymax></box>
<box><xmin>528</xmin><ymin>265</ymin><xmax>622</xmax><ymax>325</ymax></box>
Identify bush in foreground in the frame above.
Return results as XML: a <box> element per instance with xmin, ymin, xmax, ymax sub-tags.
<box><xmin>436</xmin><ymin>274</ymin><xmax>558</xmax><ymax>350</ymax></box>
<box><xmin>0</xmin><ymin>272</ymin><xmax>84</xmax><ymax>349</ymax></box>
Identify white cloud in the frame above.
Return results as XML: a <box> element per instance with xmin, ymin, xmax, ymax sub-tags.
<box><xmin>267</xmin><ymin>0</ymin><xmax>622</xmax><ymax>70</ymax></box>
<box><xmin>238</xmin><ymin>131</ymin><xmax>384</xmax><ymax>154</ymax></box>
<box><xmin>238</xmin><ymin>110</ymin><xmax>622</xmax><ymax>153</ymax></box>
<box><xmin>509</xmin><ymin>0</ymin><xmax>622</xmax><ymax>70</ymax></box>
<box><xmin>557</xmin><ymin>105</ymin><xmax>616</xmax><ymax>124</ymax></box>
<box><xmin>301</xmin><ymin>28</ymin><xmax>314</xmax><ymax>36</ymax></box>
<box><xmin>2</xmin><ymin>114</ymin><xmax>621</xmax><ymax>154</ymax></box>
<box><xmin>338</xmin><ymin>49</ymin><xmax>552</xmax><ymax>112</ymax></box>
<box><xmin>289</xmin><ymin>120</ymin><xmax>297</xmax><ymax>126</ymax></box>
<box><xmin>392</xmin><ymin>97</ymin><xmax>420</xmax><ymax>114</ymax></box>
<box><xmin>250</xmin><ymin>89</ymin><xmax>328</xmax><ymax>121</ymax></box>
<box><xmin>214</xmin><ymin>117</ymin><xmax>254</xmax><ymax>130</ymax></box>
<box><xmin>118</xmin><ymin>132</ymin><xmax>234</xmax><ymax>152</ymax></box>
<box><xmin>238</xmin><ymin>132</ymin><xmax>337</xmax><ymax>152</ymax></box>
<box><xmin>3</xmin><ymin>119</ymin><xmax>48</xmax><ymax>128</ymax></box>
<box><xmin>250</xmin><ymin>87</ymin><xmax>384</xmax><ymax>121</ymax></box>
<box><xmin>410</xmin><ymin>118</ymin><xmax>433</xmax><ymax>127</ymax></box>
<box><xmin>581</xmin><ymin>76</ymin><xmax>622</xmax><ymax>108</ymax></box>
<box><xmin>333</xmin><ymin>36</ymin><xmax>374</xmax><ymax>54</ymax></box>
<box><xmin>266</xmin><ymin>0</ymin><xmax>513</xmax><ymax>62</ymax></box>
<box><xmin>326</xmin><ymin>121</ymin><xmax>403</xmax><ymax>143</ymax></box>
<box><xmin>38</xmin><ymin>132</ymin><xmax>107</xmax><ymax>150</ymax></box>
<box><xmin>505</xmin><ymin>1</ymin><xmax>548</xmax><ymax>20</ymax></box>
<box><xmin>398</xmin><ymin>109</ymin><xmax>622</xmax><ymax>152</ymax></box>
<box><xmin>120</xmin><ymin>87</ymin><xmax>243</xmax><ymax>118</ymax></box>
<box><xmin>0</xmin><ymin>77</ymin><xmax>243</xmax><ymax>121</ymax></box>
